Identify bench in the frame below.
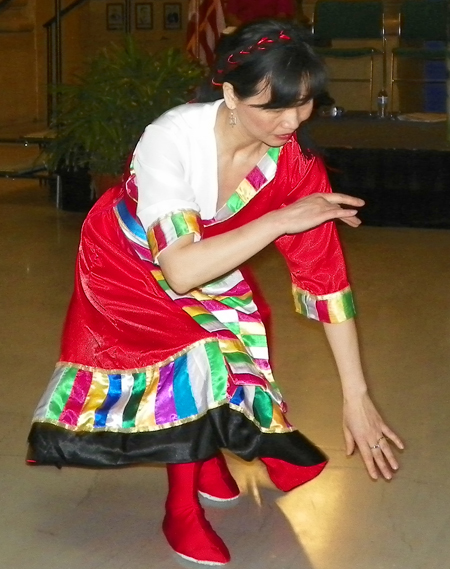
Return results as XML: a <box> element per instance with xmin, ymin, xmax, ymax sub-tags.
<box><xmin>0</xmin><ymin>129</ymin><xmax>62</xmax><ymax>207</ymax></box>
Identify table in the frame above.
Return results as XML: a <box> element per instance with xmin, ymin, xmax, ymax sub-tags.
<box><xmin>306</xmin><ymin>112</ymin><xmax>450</xmax><ymax>228</ymax></box>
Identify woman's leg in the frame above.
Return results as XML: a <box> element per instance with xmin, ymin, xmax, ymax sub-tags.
<box><xmin>198</xmin><ymin>452</ymin><xmax>240</xmax><ymax>502</ymax></box>
<box><xmin>163</xmin><ymin>462</ymin><xmax>230</xmax><ymax>564</ymax></box>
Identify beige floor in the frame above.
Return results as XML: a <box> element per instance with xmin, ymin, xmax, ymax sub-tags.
<box><xmin>1</xmin><ymin>179</ymin><xmax>449</xmax><ymax>569</ymax></box>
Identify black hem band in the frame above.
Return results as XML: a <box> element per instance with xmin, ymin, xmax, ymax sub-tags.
<box><xmin>27</xmin><ymin>406</ymin><xmax>327</xmax><ymax>468</ymax></box>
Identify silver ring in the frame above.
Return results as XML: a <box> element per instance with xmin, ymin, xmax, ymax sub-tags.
<box><xmin>377</xmin><ymin>436</ymin><xmax>386</xmax><ymax>444</ymax></box>
<box><xmin>370</xmin><ymin>444</ymin><xmax>380</xmax><ymax>450</ymax></box>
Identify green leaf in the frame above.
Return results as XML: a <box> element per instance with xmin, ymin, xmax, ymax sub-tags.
<box><xmin>46</xmin><ymin>38</ymin><xmax>206</xmax><ymax>176</ymax></box>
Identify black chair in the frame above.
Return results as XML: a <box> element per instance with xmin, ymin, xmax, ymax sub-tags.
<box><xmin>312</xmin><ymin>0</ymin><xmax>386</xmax><ymax>112</ymax></box>
<box><xmin>390</xmin><ymin>0</ymin><xmax>449</xmax><ymax>110</ymax></box>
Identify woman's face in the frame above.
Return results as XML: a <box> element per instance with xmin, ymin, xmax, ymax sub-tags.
<box><xmin>225</xmin><ymin>82</ymin><xmax>314</xmax><ymax>147</ymax></box>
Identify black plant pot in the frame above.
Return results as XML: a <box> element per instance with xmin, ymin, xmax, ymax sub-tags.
<box><xmin>50</xmin><ymin>165</ymin><xmax>94</xmax><ymax>212</ymax></box>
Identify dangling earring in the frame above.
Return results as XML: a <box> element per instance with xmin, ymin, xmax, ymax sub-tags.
<box><xmin>229</xmin><ymin>110</ymin><xmax>237</xmax><ymax>127</ymax></box>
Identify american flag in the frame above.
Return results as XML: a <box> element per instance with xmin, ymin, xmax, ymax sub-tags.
<box><xmin>186</xmin><ymin>0</ymin><xmax>226</xmax><ymax>66</ymax></box>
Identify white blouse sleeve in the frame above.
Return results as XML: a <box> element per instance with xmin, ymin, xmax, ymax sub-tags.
<box><xmin>134</xmin><ymin>121</ymin><xmax>201</xmax><ymax>233</ymax></box>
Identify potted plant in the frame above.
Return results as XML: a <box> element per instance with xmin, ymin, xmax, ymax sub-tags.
<box><xmin>46</xmin><ymin>36</ymin><xmax>204</xmax><ymax>210</ymax></box>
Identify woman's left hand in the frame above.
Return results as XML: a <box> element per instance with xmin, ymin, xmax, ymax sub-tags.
<box><xmin>343</xmin><ymin>392</ymin><xmax>404</xmax><ymax>480</ymax></box>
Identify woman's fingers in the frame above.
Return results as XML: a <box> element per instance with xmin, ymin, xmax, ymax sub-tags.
<box><xmin>340</xmin><ymin>216</ymin><xmax>362</xmax><ymax>228</ymax></box>
<box><xmin>382</xmin><ymin>427</ymin><xmax>405</xmax><ymax>451</ymax></box>
<box><xmin>326</xmin><ymin>193</ymin><xmax>365</xmax><ymax>208</ymax></box>
<box><xmin>282</xmin><ymin>192</ymin><xmax>364</xmax><ymax>234</ymax></box>
<box><xmin>368</xmin><ymin>443</ymin><xmax>398</xmax><ymax>480</ymax></box>
<box><xmin>343</xmin><ymin>425</ymin><xmax>356</xmax><ymax>456</ymax></box>
<box><xmin>373</xmin><ymin>444</ymin><xmax>397</xmax><ymax>479</ymax></box>
<box><xmin>358</xmin><ymin>440</ymin><xmax>392</xmax><ymax>480</ymax></box>
<box><xmin>377</xmin><ymin>438</ymin><xmax>400</xmax><ymax>471</ymax></box>
<box><xmin>343</xmin><ymin>396</ymin><xmax>403</xmax><ymax>481</ymax></box>
<box><xmin>360</xmin><ymin>447</ymin><xmax>381</xmax><ymax>480</ymax></box>
<box><xmin>362</xmin><ymin>430</ymin><xmax>404</xmax><ymax>480</ymax></box>
<box><xmin>321</xmin><ymin>209</ymin><xmax>362</xmax><ymax>228</ymax></box>
<box><xmin>321</xmin><ymin>194</ymin><xmax>364</xmax><ymax>225</ymax></box>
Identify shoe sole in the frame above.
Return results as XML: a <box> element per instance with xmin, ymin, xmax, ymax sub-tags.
<box><xmin>174</xmin><ymin>551</ymin><xmax>230</xmax><ymax>565</ymax></box>
<box><xmin>198</xmin><ymin>491</ymin><xmax>240</xmax><ymax>502</ymax></box>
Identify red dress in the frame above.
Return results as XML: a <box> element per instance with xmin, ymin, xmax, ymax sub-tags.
<box><xmin>27</xmin><ymin>131</ymin><xmax>354</xmax><ymax>483</ymax></box>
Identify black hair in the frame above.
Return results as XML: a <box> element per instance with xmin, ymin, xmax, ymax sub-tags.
<box><xmin>196</xmin><ymin>19</ymin><xmax>328</xmax><ymax>109</ymax></box>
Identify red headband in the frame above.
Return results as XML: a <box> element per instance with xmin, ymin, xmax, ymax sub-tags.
<box><xmin>212</xmin><ymin>31</ymin><xmax>292</xmax><ymax>87</ymax></box>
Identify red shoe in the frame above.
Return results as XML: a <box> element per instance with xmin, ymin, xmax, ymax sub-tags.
<box><xmin>198</xmin><ymin>453</ymin><xmax>240</xmax><ymax>502</ymax></box>
<box><xmin>164</xmin><ymin>462</ymin><xmax>231</xmax><ymax>565</ymax></box>
<box><xmin>261</xmin><ymin>457</ymin><xmax>327</xmax><ymax>492</ymax></box>
<box><xmin>163</xmin><ymin>503</ymin><xmax>231</xmax><ymax>565</ymax></box>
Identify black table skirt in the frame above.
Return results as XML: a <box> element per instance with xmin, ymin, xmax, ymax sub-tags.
<box><xmin>323</xmin><ymin>147</ymin><xmax>450</xmax><ymax>228</ymax></box>
<box><xmin>307</xmin><ymin>113</ymin><xmax>450</xmax><ymax>229</ymax></box>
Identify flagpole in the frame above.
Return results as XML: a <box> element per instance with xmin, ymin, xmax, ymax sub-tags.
<box><xmin>194</xmin><ymin>0</ymin><xmax>200</xmax><ymax>61</ymax></box>
<box><xmin>187</xmin><ymin>0</ymin><xmax>225</xmax><ymax>65</ymax></box>
<box><xmin>447</xmin><ymin>0</ymin><xmax>450</xmax><ymax>142</ymax></box>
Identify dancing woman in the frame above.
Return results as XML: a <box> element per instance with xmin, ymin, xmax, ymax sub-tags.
<box><xmin>28</xmin><ymin>20</ymin><xmax>403</xmax><ymax>565</ymax></box>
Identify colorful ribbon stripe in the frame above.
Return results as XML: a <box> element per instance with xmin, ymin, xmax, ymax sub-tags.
<box><xmin>35</xmin><ymin>143</ymin><xmax>355</xmax><ymax>438</ymax></box>
<box><xmin>213</xmin><ymin>146</ymin><xmax>280</xmax><ymax>222</ymax></box>
<box><xmin>33</xmin><ymin>341</ymin><xmax>290</xmax><ymax>434</ymax></box>
<box><xmin>147</xmin><ymin>210</ymin><xmax>203</xmax><ymax>261</ymax></box>
<box><xmin>293</xmin><ymin>285</ymin><xmax>356</xmax><ymax>323</ymax></box>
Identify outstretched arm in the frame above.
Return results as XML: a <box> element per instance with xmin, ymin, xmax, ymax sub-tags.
<box><xmin>323</xmin><ymin>318</ymin><xmax>404</xmax><ymax>480</ymax></box>
<box><xmin>158</xmin><ymin>192</ymin><xmax>363</xmax><ymax>294</ymax></box>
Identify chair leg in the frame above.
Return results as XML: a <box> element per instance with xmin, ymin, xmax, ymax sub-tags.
<box><xmin>390</xmin><ymin>52</ymin><xmax>395</xmax><ymax>113</ymax></box>
<box><xmin>55</xmin><ymin>174</ymin><xmax>62</xmax><ymax>209</ymax></box>
<box><xmin>369</xmin><ymin>55</ymin><xmax>374</xmax><ymax>113</ymax></box>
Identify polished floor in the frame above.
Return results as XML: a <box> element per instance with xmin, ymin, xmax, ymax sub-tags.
<box><xmin>1</xmin><ymin>179</ymin><xmax>450</xmax><ymax>569</ymax></box>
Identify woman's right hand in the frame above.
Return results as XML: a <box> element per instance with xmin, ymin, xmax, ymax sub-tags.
<box><xmin>276</xmin><ymin>193</ymin><xmax>365</xmax><ymax>234</ymax></box>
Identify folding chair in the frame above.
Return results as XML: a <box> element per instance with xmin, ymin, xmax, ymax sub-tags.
<box><xmin>312</xmin><ymin>0</ymin><xmax>386</xmax><ymax>112</ymax></box>
<box><xmin>390</xmin><ymin>0</ymin><xmax>448</xmax><ymax>110</ymax></box>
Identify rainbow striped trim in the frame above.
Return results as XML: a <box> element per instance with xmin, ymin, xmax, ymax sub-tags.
<box><xmin>147</xmin><ymin>210</ymin><xmax>202</xmax><ymax>261</ymax></box>
<box><xmin>213</xmin><ymin>146</ymin><xmax>281</xmax><ymax>223</ymax></box>
<box><xmin>293</xmin><ymin>285</ymin><xmax>356</xmax><ymax>323</ymax></box>
<box><xmin>32</xmin><ymin>340</ymin><xmax>292</xmax><ymax>434</ymax></box>
<box><xmin>125</xmin><ymin>170</ymin><xmax>138</xmax><ymax>202</ymax></box>
<box><xmin>114</xmin><ymin>198</ymin><xmax>152</xmax><ymax>262</ymax></box>
<box><xmin>117</xmin><ymin>145</ymin><xmax>281</xmax><ymax>261</ymax></box>
<box><xmin>99</xmin><ymin>145</ymin><xmax>290</xmax><ymax>434</ymax></box>
<box><xmin>151</xmin><ymin>268</ymin><xmax>273</xmax><ymax>375</ymax></box>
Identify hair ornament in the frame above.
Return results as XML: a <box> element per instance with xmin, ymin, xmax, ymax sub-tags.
<box><xmin>227</xmin><ymin>53</ymin><xmax>240</xmax><ymax>65</ymax></box>
<box><xmin>212</xmin><ymin>30</ymin><xmax>292</xmax><ymax>86</ymax></box>
<box><xmin>256</xmin><ymin>37</ymin><xmax>274</xmax><ymax>47</ymax></box>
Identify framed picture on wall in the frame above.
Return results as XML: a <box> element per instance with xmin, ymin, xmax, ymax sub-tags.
<box><xmin>163</xmin><ymin>3</ymin><xmax>182</xmax><ymax>30</ymax></box>
<box><xmin>106</xmin><ymin>3</ymin><xmax>125</xmax><ymax>30</ymax></box>
<box><xmin>135</xmin><ymin>3</ymin><xmax>153</xmax><ymax>30</ymax></box>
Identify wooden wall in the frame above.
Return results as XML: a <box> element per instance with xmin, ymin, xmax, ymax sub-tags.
<box><xmin>0</xmin><ymin>0</ymin><xmax>431</xmax><ymax>128</ymax></box>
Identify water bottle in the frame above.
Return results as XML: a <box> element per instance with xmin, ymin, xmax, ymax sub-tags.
<box><xmin>377</xmin><ymin>89</ymin><xmax>388</xmax><ymax>118</ymax></box>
